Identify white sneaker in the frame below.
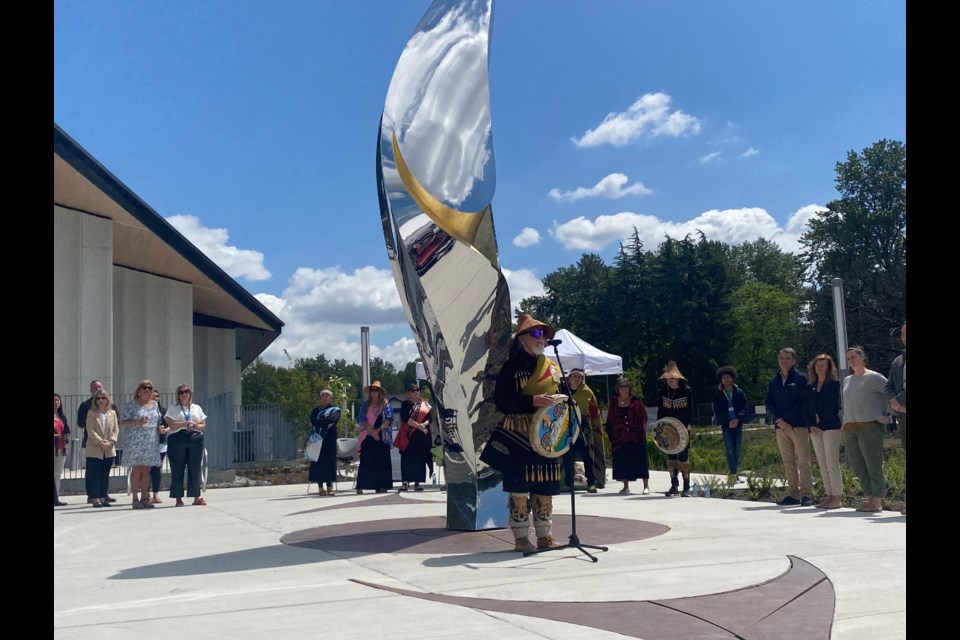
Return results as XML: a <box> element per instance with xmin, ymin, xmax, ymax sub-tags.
<box><xmin>618</xmin><ymin>487</ymin><xmax>631</xmax><ymax>495</ymax></box>
<box><xmin>641</xmin><ymin>487</ymin><xmax>650</xmax><ymax>495</ymax></box>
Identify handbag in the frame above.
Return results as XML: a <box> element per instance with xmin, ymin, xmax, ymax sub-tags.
<box><xmin>189</xmin><ymin>429</ymin><xmax>205</xmax><ymax>444</ymax></box>
<box><xmin>479</xmin><ymin>426</ymin><xmax>530</xmax><ymax>476</ymax></box>
<box><xmin>304</xmin><ymin>432</ymin><xmax>322</xmax><ymax>461</ymax></box>
<box><xmin>394</xmin><ymin>425</ymin><xmax>410</xmax><ymax>452</ymax></box>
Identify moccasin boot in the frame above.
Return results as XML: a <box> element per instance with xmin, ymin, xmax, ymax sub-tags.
<box><xmin>514</xmin><ymin>538</ymin><xmax>536</xmax><ymax>553</ymax></box>
<box><xmin>536</xmin><ymin>536</ymin><xmax>561</xmax><ymax>550</ymax></box>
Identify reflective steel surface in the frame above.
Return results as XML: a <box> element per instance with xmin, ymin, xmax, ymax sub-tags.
<box><xmin>377</xmin><ymin>0</ymin><xmax>511</xmax><ymax>530</ymax></box>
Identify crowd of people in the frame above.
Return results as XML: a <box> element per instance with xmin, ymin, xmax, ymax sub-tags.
<box><xmin>54</xmin><ymin>379</ymin><xmax>210</xmax><ymax>508</ymax></box>
<box><xmin>55</xmin><ymin>322</ymin><xmax>906</xmax><ymax>525</ymax></box>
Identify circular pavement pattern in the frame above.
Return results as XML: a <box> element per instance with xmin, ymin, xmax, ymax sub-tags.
<box><xmin>281</xmin><ymin>514</ymin><xmax>669</xmax><ymax>554</ymax></box>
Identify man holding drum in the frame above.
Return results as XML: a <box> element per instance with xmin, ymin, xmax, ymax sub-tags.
<box><xmin>493</xmin><ymin>314</ymin><xmax>565</xmax><ymax>553</ymax></box>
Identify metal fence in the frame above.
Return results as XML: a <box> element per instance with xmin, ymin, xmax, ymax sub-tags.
<box><xmin>57</xmin><ymin>392</ymin><xmax>299</xmax><ymax>479</ymax></box>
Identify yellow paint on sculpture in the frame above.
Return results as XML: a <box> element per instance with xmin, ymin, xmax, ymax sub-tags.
<box><xmin>392</xmin><ymin>131</ymin><xmax>498</xmax><ymax>265</ymax></box>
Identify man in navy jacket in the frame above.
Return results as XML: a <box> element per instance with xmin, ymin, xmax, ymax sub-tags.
<box><xmin>766</xmin><ymin>348</ymin><xmax>812</xmax><ymax>506</ymax></box>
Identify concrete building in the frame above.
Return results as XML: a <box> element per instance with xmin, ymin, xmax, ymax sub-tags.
<box><xmin>53</xmin><ymin>124</ymin><xmax>283</xmax><ymax>400</ymax></box>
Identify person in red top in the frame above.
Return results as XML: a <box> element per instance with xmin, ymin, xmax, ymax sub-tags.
<box><xmin>605</xmin><ymin>377</ymin><xmax>649</xmax><ymax>496</ymax></box>
<box><xmin>54</xmin><ymin>393</ymin><xmax>71</xmax><ymax>506</ymax></box>
<box><xmin>397</xmin><ymin>383</ymin><xmax>433</xmax><ymax>492</ymax></box>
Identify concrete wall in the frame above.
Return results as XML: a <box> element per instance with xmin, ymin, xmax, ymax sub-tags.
<box><xmin>112</xmin><ymin>267</ymin><xmax>193</xmax><ymax>396</ymax></box>
<box><xmin>54</xmin><ymin>206</ymin><xmax>241</xmax><ymax>404</ymax></box>
<box><xmin>193</xmin><ymin>326</ymin><xmax>240</xmax><ymax>401</ymax></box>
<box><xmin>54</xmin><ymin>206</ymin><xmax>114</xmax><ymax>395</ymax></box>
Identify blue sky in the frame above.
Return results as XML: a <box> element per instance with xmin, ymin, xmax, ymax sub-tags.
<box><xmin>54</xmin><ymin>1</ymin><xmax>906</xmax><ymax>369</ymax></box>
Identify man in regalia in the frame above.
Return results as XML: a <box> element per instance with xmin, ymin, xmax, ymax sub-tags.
<box><xmin>493</xmin><ymin>314</ymin><xmax>564</xmax><ymax>552</ymax></box>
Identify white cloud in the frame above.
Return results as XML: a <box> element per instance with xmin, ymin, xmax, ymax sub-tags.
<box><xmin>253</xmin><ymin>265</ymin><xmax>412</xmax><ymax>368</ymax></box>
<box><xmin>548</xmin><ymin>173</ymin><xmax>653</xmax><ymax>202</ymax></box>
<box><xmin>700</xmin><ymin>151</ymin><xmax>722</xmax><ymax>163</ymax></box>
<box><xmin>502</xmin><ymin>267</ymin><xmax>545</xmax><ymax>315</ymax></box>
<box><xmin>551</xmin><ymin>205</ymin><xmax>824</xmax><ymax>254</ymax></box>
<box><xmin>572</xmin><ymin>92</ymin><xmax>702</xmax><ymax>148</ymax></box>
<box><xmin>166</xmin><ymin>214</ymin><xmax>271</xmax><ymax>281</ymax></box>
<box><xmin>512</xmin><ymin>227</ymin><xmax>541</xmax><ymax>247</ymax></box>
<box><xmin>740</xmin><ymin>147</ymin><xmax>760</xmax><ymax>158</ymax></box>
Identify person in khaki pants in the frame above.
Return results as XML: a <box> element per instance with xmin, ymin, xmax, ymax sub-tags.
<box><xmin>766</xmin><ymin>348</ymin><xmax>813</xmax><ymax>506</ymax></box>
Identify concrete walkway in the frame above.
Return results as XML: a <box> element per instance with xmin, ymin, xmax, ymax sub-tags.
<box><xmin>54</xmin><ymin>470</ymin><xmax>906</xmax><ymax>639</ymax></box>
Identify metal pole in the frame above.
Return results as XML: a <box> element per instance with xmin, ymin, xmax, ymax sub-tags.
<box><xmin>361</xmin><ymin>326</ymin><xmax>371</xmax><ymax>389</ymax></box>
<box><xmin>831</xmin><ymin>278</ymin><xmax>849</xmax><ymax>382</ymax></box>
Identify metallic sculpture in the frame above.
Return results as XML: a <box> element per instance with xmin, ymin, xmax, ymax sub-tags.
<box><xmin>377</xmin><ymin>0</ymin><xmax>511</xmax><ymax>530</ymax></box>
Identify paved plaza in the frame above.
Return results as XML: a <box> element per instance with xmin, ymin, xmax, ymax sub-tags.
<box><xmin>54</xmin><ymin>470</ymin><xmax>906</xmax><ymax>639</ymax></box>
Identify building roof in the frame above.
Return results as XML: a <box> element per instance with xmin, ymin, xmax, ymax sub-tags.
<box><xmin>54</xmin><ymin>124</ymin><xmax>283</xmax><ymax>368</ymax></box>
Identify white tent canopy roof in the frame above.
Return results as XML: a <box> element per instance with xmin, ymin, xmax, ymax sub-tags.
<box><xmin>550</xmin><ymin>329</ymin><xmax>623</xmax><ymax>376</ymax></box>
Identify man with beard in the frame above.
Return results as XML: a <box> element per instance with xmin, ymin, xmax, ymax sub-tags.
<box><xmin>493</xmin><ymin>314</ymin><xmax>564</xmax><ymax>552</ymax></box>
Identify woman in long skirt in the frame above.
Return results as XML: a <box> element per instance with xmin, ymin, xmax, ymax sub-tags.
<box><xmin>605</xmin><ymin>377</ymin><xmax>649</xmax><ymax>496</ymax></box>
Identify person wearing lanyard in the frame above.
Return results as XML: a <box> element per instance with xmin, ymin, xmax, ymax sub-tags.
<box><xmin>713</xmin><ymin>366</ymin><xmax>747</xmax><ymax>485</ymax></box>
<box><xmin>164</xmin><ymin>384</ymin><xmax>208</xmax><ymax>506</ymax></box>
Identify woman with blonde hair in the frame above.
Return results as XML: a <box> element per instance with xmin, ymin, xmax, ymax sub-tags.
<box><xmin>85</xmin><ymin>388</ymin><xmax>119</xmax><ymax>508</ymax></box>
<box><xmin>806</xmin><ymin>354</ymin><xmax>844</xmax><ymax>509</ymax></box>
<box><xmin>119</xmin><ymin>380</ymin><xmax>162</xmax><ymax>509</ymax></box>
<box><xmin>355</xmin><ymin>381</ymin><xmax>394</xmax><ymax>494</ymax></box>
<box><xmin>165</xmin><ymin>384</ymin><xmax>208</xmax><ymax>506</ymax></box>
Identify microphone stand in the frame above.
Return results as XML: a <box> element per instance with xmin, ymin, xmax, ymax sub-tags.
<box><xmin>524</xmin><ymin>343</ymin><xmax>609</xmax><ymax>562</ymax></box>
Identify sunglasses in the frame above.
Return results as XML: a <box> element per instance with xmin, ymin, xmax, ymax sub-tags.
<box><xmin>525</xmin><ymin>328</ymin><xmax>546</xmax><ymax>338</ymax></box>
<box><xmin>178</xmin><ymin>390</ymin><xmax>191</xmax><ymax>395</ymax></box>
<box><xmin>96</xmin><ymin>396</ymin><xmax>108</xmax><ymax>401</ymax></box>
<box><xmin>139</xmin><ymin>385</ymin><xmax>153</xmax><ymax>391</ymax></box>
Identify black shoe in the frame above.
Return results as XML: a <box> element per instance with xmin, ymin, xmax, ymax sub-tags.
<box><xmin>100</xmin><ymin>500</ymin><xmax>114</xmax><ymax>507</ymax></box>
<box><xmin>92</xmin><ymin>502</ymin><xmax>104</xmax><ymax>508</ymax></box>
<box><xmin>665</xmin><ymin>487</ymin><xmax>680</xmax><ymax>496</ymax></box>
<box><xmin>54</xmin><ymin>501</ymin><xmax>68</xmax><ymax>506</ymax></box>
<box><xmin>105</xmin><ymin>496</ymin><xmax>117</xmax><ymax>503</ymax></box>
<box><xmin>375</xmin><ymin>489</ymin><xmax>388</xmax><ymax>493</ymax></box>
<box><xmin>680</xmin><ymin>490</ymin><xmax>691</xmax><ymax>497</ymax></box>
<box><xmin>800</xmin><ymin>496</ymin><xmax>813</xmax><ymax>507</ymax></box>
<box><xmin>778</xmin><ymin>496</ymin><xmax>801</xmax><ymax>506</ymax></box>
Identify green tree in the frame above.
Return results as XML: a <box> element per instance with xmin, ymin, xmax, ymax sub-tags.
<box><xmin>519</xmin><ymin>253</ymin><xmax>614</xmax><ymax>341</ymax></box>
<box><xmin>729</xmin><ymin>237</ymin><xmax>804</xmax><ymax>300</ymax></box>
<box><xmin>645</xmin><ymin>233</ymin><xmax>736</xmax><ymax>401</ymax></box>
<box><xmin>800</xmin><ymin>139</ymin><xmax>906</xmax><ymax>369</ymax></box>
<box><xmin>240</xmin><ymin>357</ymin><xmax>283</xmax><ymax>405</ymax></box>
<box><xmin>728</xmin><ymin>281</ymin><xmax>800</xmax><ymax>402</ymax></box>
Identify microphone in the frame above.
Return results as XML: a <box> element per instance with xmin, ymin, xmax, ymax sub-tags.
<box><xmin>546</xmin><ymin>339</ymin><xmax>563</xmax><ymax>347</ymax></box>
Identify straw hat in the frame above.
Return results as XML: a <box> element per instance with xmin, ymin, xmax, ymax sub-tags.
<box><xmin>363</xmin><ymin>380</ymin><xmax>386</xmax><ymax>394</ymax></box>
<box><xmin>513</xmin><ymin>313</ymin><xmax>555</xmax><ymax>340</ymax></box>
<box><xmin>659</xmin><ymin>361</ymin><xmax>686</xmax><ymax>380</ymax></box>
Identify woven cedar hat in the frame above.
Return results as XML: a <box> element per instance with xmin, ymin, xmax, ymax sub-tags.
<box><xmin>716</xmin><ymin>366</ymin><xmax>738</xmax><ymax>381</ymax></box>
<box><xmin>659</xmin><ymin>361</ymin><xmax>687</xmax><ymax>380</ymax></box>
<box><xmin>513</xmin><ymin>313</ymin><xmax>555</xmax><ymax>340</ymax></box>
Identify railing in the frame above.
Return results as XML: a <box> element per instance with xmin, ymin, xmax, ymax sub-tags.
<box><xmin>57</xmin><ymin>393</ymin><xmax>299</xmax><ymax>480</ymax></box>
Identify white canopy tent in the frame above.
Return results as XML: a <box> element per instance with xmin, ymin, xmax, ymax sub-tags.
<box><xmin>551</xmin><ymin>329</ymin><xmax>623</xmax><ymax>375</ymax></box>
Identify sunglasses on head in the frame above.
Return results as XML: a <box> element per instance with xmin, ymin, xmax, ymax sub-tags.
<box><xmin>525</xmin><ymin>328</ymin><xmax>546</xmax><ymax>338</ymax></box>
